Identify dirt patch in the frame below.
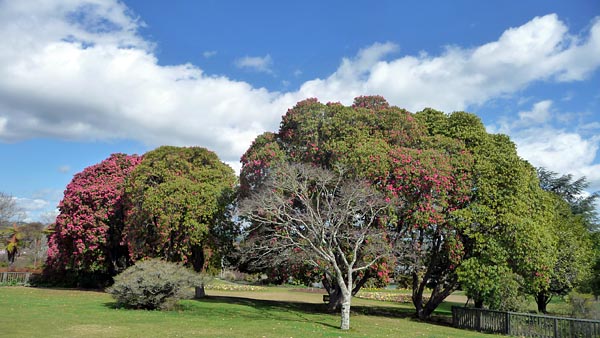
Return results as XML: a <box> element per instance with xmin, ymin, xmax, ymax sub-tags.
<box><xmin>0</xmin><ymin>267</ymin><xmax>42</xmax><ymax>273</ymax></box>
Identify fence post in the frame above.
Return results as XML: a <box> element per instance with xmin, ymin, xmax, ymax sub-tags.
<box><xmin>505</xmin><ymin>312</ymin><xmax>510</xmax><ymax>334</ymax></box>
<box><xmin>476</xmin><ymin>308</ymin><xmax>481</xmax><ymax>331</ymax></box>
<box><xmin>451</xmin><ymin>307</ymin><xmax>457</xmax><ymax>327</ymax></box>
<box><xmin>553</xmin><ymin>317</ymin><xmax>558</xmax><ymax>338</ymax></box>
<box><xmin>570</xmin><ymin>319</ymin><xmax>574</xmax><ymax>337</ymax></box>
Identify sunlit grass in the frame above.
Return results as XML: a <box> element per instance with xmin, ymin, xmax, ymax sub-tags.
<box><xmin>0</xmin><ymin>286</ymin><xmax>495</xmax><ymax>337</ymax></box>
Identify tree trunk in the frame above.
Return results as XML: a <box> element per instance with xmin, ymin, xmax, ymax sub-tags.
<box><xmin>413</xmin><ymin>271</ymin><xmax>458</xmax><ymax>319</ymax></box>
<box><xmin>340</xmin><ymin>293</ymin><xmax>351</xmax><ymax>330</ymax></box>
<box><xmin>195</xmin><ymin>285</ymin><xmax>206</xmax><ymax>298</ymax></box>
<box><xmin>474</xmin><ymin>298</ymin><xmax>484</xmax><ymax>309</ymax></box>
<box><xmin>327</xmin><ymin>284</ymin><xmax>344</xmax><ymax>311</ymax></box>
<box><xmin>322</xmin><ymin>275</ymin><xmax>344</xmax><ymax>311</ymax></box>
<box><xmin>191</xmin><ymin>245</ymin><xmax>205</xmax><ymax>272</ymax></box>
<box><xmin>536</xmin><ymin>291</ymin><xmax>550</xmax><ymax>313</ymax></box>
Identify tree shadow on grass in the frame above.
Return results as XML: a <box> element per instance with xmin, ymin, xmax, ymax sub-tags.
<box><xmin>100</xmin><ymin>293</ymin><xmax>455</xmax><ymax>330</ymax></box>
<box><xmin>195</xmin><ymin>295</ymin><xmax>453</xmax><ymax>329</ymax></box>
<box><xmin>195</xmin><ymin>295</ymin><xmax>330</xmax><ymax>325</ymax></box>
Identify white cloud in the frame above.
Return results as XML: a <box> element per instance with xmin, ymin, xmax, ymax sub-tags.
<box><xmin>518</xmin><ymin>130</ymin><xmax>600</xmax><ymax>192</ymax></box>
<box><xmin>0</xmin><ymin>1</ymin><xmax>599</xmax><ymax>178</ymax></box>
<box><xmin>234</xmin><ymin>54</ymin><xmax>273</xmax><ymax>74</ymax></box>
<box><xmin>13</xmin><ymin>197</ymin><xmax>53</xmax><ymax>222</ymax></box>
<box><xmin>14</xmin><ymin>197</ymin><xmax>50</xmax><ymax>211</ymax></box>
<box><xmin>517</xmin><ymin>100</ymin><xmax>553</xmax><ymax>126</ymax></box>
<box><xmin>489</xmin><ymin>100</ymin><xmax>600</xmax><ymax>193</ymax></box>
<box><xmin>581</xmin><ymin>122</ymin><xmax>600</xmax><ymax>131</ymax></box>
<box><xmin>203</xmin><ymin>50</ymin><xmax>217</xmax><ymax>58</ymax></box>
<box><xmin>289</xmin><ymin>15</ymin><xmax>600</xmax><ymax>112</ymax></box>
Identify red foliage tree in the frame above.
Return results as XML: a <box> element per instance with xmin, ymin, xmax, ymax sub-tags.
<box><xmin>46</xmin><ymin>153</ymin><xmax>142</xmax><ymax>281</ymax></box>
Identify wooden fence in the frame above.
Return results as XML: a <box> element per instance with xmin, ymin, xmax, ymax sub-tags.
<box><xmin>0</xmin><ymin>272</ymin><xmax>33</xmax><ymax>285</ymax></box>
<box><xmin>452</xmin><ymin>306</ymin><xmax>600</xmax><ymax>338</ymax></box>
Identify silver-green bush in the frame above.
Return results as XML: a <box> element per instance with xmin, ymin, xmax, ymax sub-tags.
<box><xmin>107</xmin><ymin>258</ymin><xmax>205</xmax><ymax>310</ymax></box>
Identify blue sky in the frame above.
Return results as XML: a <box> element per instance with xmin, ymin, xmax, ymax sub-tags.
<box><xmin>0</xmin><ymin>0</ymin><xmax>599</xmax><ymax>222</ymax></box>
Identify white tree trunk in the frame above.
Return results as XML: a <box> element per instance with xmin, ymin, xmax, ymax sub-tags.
<box><xmin>340</xmin><ymin>292</ymin><xmax>351</xmax><ymax>330</ymax></box>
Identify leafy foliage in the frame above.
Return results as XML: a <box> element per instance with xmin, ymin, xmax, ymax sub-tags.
<box><xmin>46</xmin><ymin>153</ymin><xmax>142</xmax><ymax>279</ymax></box>
<box><xmin>107</xmin><ymin>258</ymin><xmax>205</xmax><ymax>310</ymax></box>
<box><xmin>124</xmin><ymin>146</ymin><xmax>236</xmax><ymax>272</ymax></box>
<box><xmin>566</xmin><ymin>291</ymin><xmax>600</xmax><ymax>319</ymax></box>
<box><xmin>417</xmin><ymin>111</ymin><xmax>560</xmax><ymax>313</ymax></box>
<box><xmin>239</xmin><ymin>98</ymin><xmax>421</xmax><ymax>307</ymax></box>
<box><xmin>537</xmin><ymin>167</ymin><xmax>599</xmax><ymax>231</ymax></box>
<box><xmin>240</xmin><ymin>96</ymin><xmax>562</xmax><ymax>319</ymax></box>
<box><xmin>4</xmin><ymin>224</ymin><xmax>23</xmax><ymax>266</ymax></box>
<box><xmin>240</xmin><ymin>97</ymin><xmax>479</xmax><ymax>319</ymax></box>
<box><xmin>457</xmin><ymin>258</ymin><xmax>527</xmax><ymax>311</ymax></box>
<box><xmin>534</xmin><ymin>168</ymin><xmax>597</xmax><ymax>312</ymax></box>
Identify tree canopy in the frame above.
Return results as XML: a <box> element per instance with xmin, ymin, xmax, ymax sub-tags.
<box><xmin>239</xmin><ymin>96</ymin><xmax>561</xmax><ymax>318</ymax></box>
<box><xmin>46</xmin><ymin>153</ymin><xmax>142</xmax><ymax>279</ymax></box>
<box><xmin>45</xmin><ymin>146</ymin><xmax>236</xmax><ymax>285</ymax></box>
<box><xmin>533</xmin><ymin>168</ymin><xmax>597</xmax><ymax>312</ymax></box>
<box><xmin>124</xmin><ymin>146</ymin><xmax>237</xmax><ymax>272</ymax></box>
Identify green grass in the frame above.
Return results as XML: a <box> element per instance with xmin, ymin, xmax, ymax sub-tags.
<box><xmin>0</xmin><ymin>286</ymin><xmax>496</xmax><ymax>337</ymax></box>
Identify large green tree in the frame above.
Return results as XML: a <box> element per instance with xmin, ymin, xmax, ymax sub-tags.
<box><xmin>240</xmin><ymin>97</ymin><xmax>553</xmax><ymax>319</ymax></box>
<box><xmin>537</xmin><ymin>168</ymin><xmax>599</xmax><ymax>231</ymax></box>
<box><xmin>240</xmin><ymin>96</ymin><xmax>560</xmax><ymax>319</ymax></box>
<box><xmin>417</xmin><ymin>109</ymin><xmax>557</xmax><ymax>315</ymax></box>
<box><xmin>239</xmin><ymin>97</ymin><xmax>427</xmax><ymax>311</ymax></box>
<box><xmin>124</xmin><ymin>146</ymin><xmax>237</xmax><ymax>272</ymax></box>
<box><xmin>534</xmin><ymin>168</ymin><xmax>597</xmax><ymax>312</ymax></box>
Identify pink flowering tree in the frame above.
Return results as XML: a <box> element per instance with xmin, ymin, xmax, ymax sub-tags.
<box><xmin>240</xmin><ymin>96</ymin><xmax>556</xmax><ymax>320</ymax></box>
<box><xmin>46</xmin><ymin>153</ymin><xmax>142</xmax><ymax>283</ymax></box>
<box><xmin>384</xmin><ymin>144</ymin><xmax>473</xmax><ymax>318</ymax></box>
<box><xmin>239</xmin><ymin>97</ymin><xmax>428</xmax><ymax>311</ymax></box>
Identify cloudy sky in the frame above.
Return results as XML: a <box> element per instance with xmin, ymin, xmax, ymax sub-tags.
<box><xmin>0</xmin><ymin>0</ymin><xmax>599</xmax><ymax>222</ymax></box>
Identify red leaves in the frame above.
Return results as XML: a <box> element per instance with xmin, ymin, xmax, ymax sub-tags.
<box><xmin>47</xmin><ymin>153</ymin><xmax>142</xmax><ymax>273</ymax></box>
<box><xmin>352</xmin><ymin>95</ymin><xmax>390</xmax><ymax>111</ymax></box>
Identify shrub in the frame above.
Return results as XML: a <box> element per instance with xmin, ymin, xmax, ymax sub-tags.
<box><xmin>107</xmin><ymin>259</ymin><xmax>208</xmax><ymax>310</ymax></box>
<box><xmin>567</xmin><ymin>291</ymin><xmax>600</xmax><ymax>319</ymax></box>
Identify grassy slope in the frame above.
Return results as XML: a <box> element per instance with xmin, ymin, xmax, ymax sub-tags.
<box><xmin>0</xmin><ymin>286</ymin><xmax>495</xmax><ymax>338</ymax></box>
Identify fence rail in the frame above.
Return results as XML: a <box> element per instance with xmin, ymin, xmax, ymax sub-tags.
<box><xmin>0</xmin><ymin>272</ymin><xmax>33</xmax><ymax>284</ymax></box>
<box><xmin>452</xmin><ymin>306</ymin><xmax>600</xmax><ymax>338</ymax></box>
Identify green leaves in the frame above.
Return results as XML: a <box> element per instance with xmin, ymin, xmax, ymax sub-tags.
<box><xmin>240</xmin><ymin>96</ymin><xmax>579</xmax><ymax>318</ymax></box>
<box><xmin>124</xmin><ymin>146</ymin><xmax>236</xmax><ymax>272</ymax></box>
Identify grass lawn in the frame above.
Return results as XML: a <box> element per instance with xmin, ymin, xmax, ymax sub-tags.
<box><xmin>0</xmin><ymin>286</ymin><xmax>496</xmax><ymax>337</ymax></box>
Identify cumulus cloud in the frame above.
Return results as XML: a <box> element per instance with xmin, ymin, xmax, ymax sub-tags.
<box><xmin>12</xmin><ymin>197</ymin><xmax>52</xmax><ymax>222</ymax></box>
<box><xmin>13</xmin><ymin>189</ymin><xmax>64</xmax><ymax>223</ymax></box>
<box><xmin>289</xmin><ymin>15</ymin><xmax>600</xmax><ymax>112</ymax></box>
<box><xmin>234</xmin><ymin>54</ymin><xmax>274</xmax><ymax>73</ymax></box>
<box><xmin>0</xmin><ymin>0</ymin><xmax>599</xmax><ymax>177</ymax></box>
<box><xmin>517</xmin><ymin>100</ymin><xmax>553</xmax><ymax>126</ymax></box>
<box><xmin>489</xmin><ymin>100</ymin><xmax>600</xmax><ymax>192</ymax></box>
